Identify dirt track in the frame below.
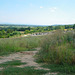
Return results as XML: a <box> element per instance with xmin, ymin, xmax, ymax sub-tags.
<box><xmin>0</xmin><ymin>48</ymin><xmax>57</xmax><ymax>75</ymax></box>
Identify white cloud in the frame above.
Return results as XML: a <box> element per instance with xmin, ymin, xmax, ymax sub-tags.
<box><xmin>40</xmin><ymin>6</ymin><xmax>43</xmax><ymax>8</ymax></box>
<box><xmin>49</xmin><ymin>7</ymin><xmax>57</xmax><ymax>12</ymax></box>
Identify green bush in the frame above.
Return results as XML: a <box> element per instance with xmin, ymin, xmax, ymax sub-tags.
<box><xmin>37</xmin><ymin>30</ymin><xmax>75</xmax><ymax>65</ymax></box>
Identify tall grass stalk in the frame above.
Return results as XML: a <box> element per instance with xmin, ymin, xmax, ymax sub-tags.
<box><xmin>37</xmin><ymin>30</ymin><xmax>75</xmax><ymax>65</ymax></box>
<box><xmin>0</xmin><ymin>36</ymin><xmax>42</xmax><ymax>55</ymax></box>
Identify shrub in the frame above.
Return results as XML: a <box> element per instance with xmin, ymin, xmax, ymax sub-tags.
<box><xmin>37</xmin><ymin>30</ymin><xmax>75</xmax><ymax>65</ymax></box>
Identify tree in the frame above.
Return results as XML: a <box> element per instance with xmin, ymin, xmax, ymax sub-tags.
<box><xmin>24</xmin><ymin>30</ymin><xmax>30</xmax><ymax>34</ymax></box>
<box><xmin>73</xmin><ymin>24</ymin><xmax>75</xmax><ymax>29</ymax></box>
<box><xmin>48</xmin><ymin>26</ymin><xmax>54</xmax><ymax>30</ymax></box>
<box><xmin>55</xmin><ymin>26</ymin><xmax>61</xmax><ymax>30</ymax></box>
<box><xmin>2</xmin><ymin>30</ymin><xmax>6</xmax><ymax>34</ymax></box>
<box><xmin>7</xmin><ymin>29</ymin><xmax>13</xmax><ymax>33</ymax></box>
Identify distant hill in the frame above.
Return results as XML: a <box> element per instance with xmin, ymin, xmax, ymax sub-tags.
<box><xmin>0</xmin><ymin>24</ymin><xmax>74</xmax><ymax>27</ymax></box>
<box><xmin>0</xmin><ymin>24</ymin><xmax>49</xmax><ymax>27</ymax></box>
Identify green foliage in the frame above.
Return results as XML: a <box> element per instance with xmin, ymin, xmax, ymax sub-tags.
<box><xmin>42</xmin><ymin>64</ymin><xmax>75</xmax><ymax>75</ymax></box>
<box><xmin>0</xmin><ymin>24</ymin><xmax>74</xmax><ymax>38</ymax></box>
<box><xmin>7</xmin><ymin>29</ymin><xmax>13</xmax><ymax>33</ymax></box>
<box><xmin>0</xmin><ymin>60</ymin><xmax>26</xmax><ymax>67</ymax></box>
<box><xmin>37</xmin><ymin>30</ymin><xmax>75</xmax><ymax>65</ymax></box>
<box><xmin>24</xmin><ymin>30</ymin><xmax>30</xmax><ymax>34</ymax></box>
<box><xmin>36</xmin><ymin>30</ymin><xmax>75</xmax><ymax>75</ymax></box>
<box><xmin>0</xmin><ymin>36</ymin><xmax>42</xmax><ymax>55</ymax></box>
<box><xmin>73</xmin><ymin>24</ymin><xmax>75</xmax><ymax>29</ymax></box>
<box><xmin>0</xmin><ymin>30</ymin><xmax>21</xmax><ymax>38</ymax></box>
<box><xmin>1</xmin><ymin>30</ymin><xmax>6</xmax><ymax>34</ymax></box>
<box><xmin>0</xmin><ymin>67</ymin><xmax>48</xmax><ymax>75</ymax></box>
<box><xmin>0</xmin><ymin>60</ymin><xmax>48</xmax><ymax>75</ymax></box>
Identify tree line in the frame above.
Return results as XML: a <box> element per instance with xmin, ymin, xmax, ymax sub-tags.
<box><xmin>0</xmin><ymin>24</ymin><xmax>75</xmax><ymax>38</ymax></box>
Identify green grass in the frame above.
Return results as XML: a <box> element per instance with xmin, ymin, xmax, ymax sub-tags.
<box><xmin>42</xmin><ymin>64</ymin><xmax>75</xmax><ymax>75</ymax></box>
<box><xmin>37</xmin><ymin>31</ymin><xmax>75</xmax><ymax>65</ymax></box>
<box><xmin>0</xmin><ymin>58</ymin><xmax>49</xmax><ymax>75</ymax></box>
<box><xmin>0</xmin><ymin>36</ymin><xmax>43</xmax><ymax>56</ymax></box>
<box><xmin>36</xmin><ymin>30</ymin><xmax>75</xmax><ymax>75</ymax></box>
<box><xmin>0</xmin><ymin>60</ymin><xmax>26</xmax><ymax>67</ymax></box>
<box><xmin>0</xmin><ymin>66</ymin><xmax>49</xmax><ymax>75</ymax></box>
<box><xmin>0</xmin><ymin>30</ymin><xmax>75</xmax><ymax>75</ymax></box>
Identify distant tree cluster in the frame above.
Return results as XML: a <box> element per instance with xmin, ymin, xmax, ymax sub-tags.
<box><xmin>0</xmin><ymin>29</ymin><xmax>21</xmax><ymax>38</ymax></box>
<box><xmin>73</xmin><ymin>24</ymin><xmax>75</xmax><ymax>29</ymax></box>
<box><xmin>0</xmin><ymin>24</ymin><xmax>75</xmax><ymax>38</ymax></box>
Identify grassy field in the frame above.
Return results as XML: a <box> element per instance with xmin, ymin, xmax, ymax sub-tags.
<box><xmin>0</xmin><ymin>60</ymin><xmax>48</xmax><ymax>75</ymax></box>
<box><xmin>0</xmin><ymin>67</ymin><xmax>48</xmax><ymax>75</ymax></box>
<box><xmin>41</xmin><ymin>64</ymin><xmax>75</xmax><ymax>75</ymax></box>
<box><xmin>0</xmin><ymin>36</ymin><xmax>43</xmax><ymax>56</ymax></box>
<box><xmin>0</xmin><ymin>30</ymin><xmax>75</xmax><ymax>75</ymax></box>
<box><xmin>37</xmin><ymin>30</ymin><xmax>75</xmax><ymax>75</ymax></box>
<box><xmin>0</xmin><ymin>60</ymin><xmax>26</xmax><ymax>67</ymax></box>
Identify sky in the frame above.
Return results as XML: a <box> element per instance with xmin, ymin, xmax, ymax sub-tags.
<box><xmin>0</xmin><ymin>0</ymin><xmax>75</xmax><ymax>25</ymax></box>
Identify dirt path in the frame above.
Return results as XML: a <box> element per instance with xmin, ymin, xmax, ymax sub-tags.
<box><xmin>0</xmin><ymin>48</ymin><xmax>57</xmax><ymax>75</ymax></box>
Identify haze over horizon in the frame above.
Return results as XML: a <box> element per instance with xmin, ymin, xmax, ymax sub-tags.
<box><xmin>0</xmin><ymin>0</ymin><xmax>75</xmax><ymax>25</ymax></box>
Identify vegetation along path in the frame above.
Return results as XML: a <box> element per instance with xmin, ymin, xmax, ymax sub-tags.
<box><xmin>0</xmin><ymin>48</ymin><xmax>57</xmax><ymax>75</ymax></box>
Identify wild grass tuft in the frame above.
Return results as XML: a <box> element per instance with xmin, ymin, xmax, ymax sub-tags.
<box><xmin>37</xmin><ymin>30</ymin><xmax>75</xmax><ymax>65</ymax></box>
<box><xmin>0</xmin><ymin>60</ymin><xmax>26</xmax><ymax>67</ymax></box>
<box><xmin>0</xmin><ymin>36</ymin><xmax>42</xmax><ymax>56</ymax></box>
<box><xmin>36</xmin><ymin>30</ymin><xmax>75</xmax><ymax>74</ymax></box>
<box><xmin>0</xmin><ymin>66</ymin><xmax>49</xmax><ymax>75</ymax></box>
<box><xmin>42</xmin><ymin>64</ymin><xmax>75</xmax><ymax>75</ymax></box>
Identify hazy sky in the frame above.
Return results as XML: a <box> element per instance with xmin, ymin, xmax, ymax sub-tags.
<box><xmin>0</xmin><ymin>0</ymin><xmax>75</xmax><ymax>25</ymax></box>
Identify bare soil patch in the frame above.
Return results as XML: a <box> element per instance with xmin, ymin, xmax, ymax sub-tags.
<box><xmin>0</xmin><ymin>48</ymin><xmax>57</xmax><ymax>75</ymax></box>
